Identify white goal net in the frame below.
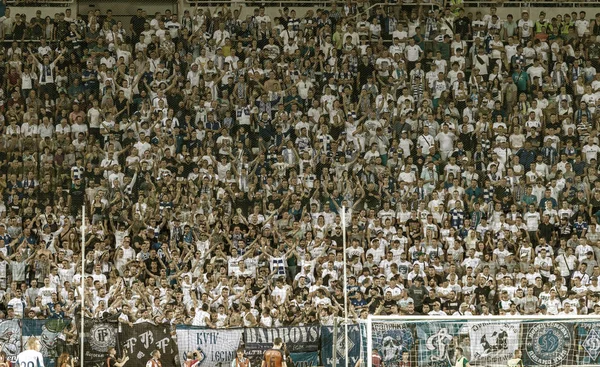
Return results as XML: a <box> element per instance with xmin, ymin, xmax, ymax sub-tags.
<box><xmin>365</xmin><ymin>315</ymin><xmax>600</xmax><ymax>367</ymax></box>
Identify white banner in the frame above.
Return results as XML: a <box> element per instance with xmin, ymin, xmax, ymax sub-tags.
<box><xmin>468</xmin><ymin>322</ymin><xmax>520</xmax><ymax>365</ymax></box>
<box><xmin>175</xmin><ymin>327</ymin><xmax>243</xmax><ymax>367</ymax></box>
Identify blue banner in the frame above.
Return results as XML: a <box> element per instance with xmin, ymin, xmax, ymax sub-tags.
<box><xmin>416</xmin><ymin>321</ymin><xmax>462</xmax><ymax>367</ymax></box>
<box><xmin>22</xmin><ymin>319</ymin><xmax>71</xmax><ymax>367</ymax></box>
<box><xmin>290</xmin><ymin>352</ymin><xmax>318</xmax><ymax>367</ymax></box>
<box><xmin>371</xmin><ymin>322</ymin><xmax>415</xmax><ymax>365</ymax></box>
<box><xmin>577</xmin><ymin>323</ymin><xmax>600</xmax><ymax>365</ymax></box>
<box><xmin>320</xmin><ymin>324</ymin><xmax>362</xmax><ymax>367</ymax></box>
<box><xmin>523</xmin><ymin>322</ymin><xmax>575</xmax><ymax>367</ymax></box>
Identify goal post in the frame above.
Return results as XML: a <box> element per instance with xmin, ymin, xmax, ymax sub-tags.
<box><xmin>366</xmin><ymin>314</ymin><xmax>600</xmax><ymax>367</ymax></box>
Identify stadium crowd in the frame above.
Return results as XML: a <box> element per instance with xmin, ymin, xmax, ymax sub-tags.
<box><xmin>0</xmin><ymin>0</ymin><xmax>599</xmax><ymax>342</ymax></box>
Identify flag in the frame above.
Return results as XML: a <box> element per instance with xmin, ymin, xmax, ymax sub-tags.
<box><xmin>370</xmin><ymin>322</ymin><xmax>415</xmax><ymax>366</ymax></box>
<box><xmin>468</xmin><ymin>321</ymin><xmax>519</xmax><ymax>365</ymax></box>
<box><xmin>416</xmin><ymin>321</ymin><xmax>462</xmax><ymax>367</ymax></box>
<box><xmin>578</xmin><ymin>323</ymin><xmax>600</xmax><ymax>364</ymax></box>
<box><xmin>84</xmin><ymin>319</ymin><xmax>118</xmax><ymax>367</ymax></box>
<box><xmin>22</xmin><ymin>318</ymin><xmax>70</xmax><ymax>367</ymax></box>
<box><xmin>175</xmin><ymin>326</ymin><xmax>243</xmax><ymax>367</ymax></box>
<box><xmin>523</xmin><ymin>321</ymin><xmax>574</xmax><ymax>367</ymax></box>
<box><xmin>320</xmin><ymin>324</ymin><xmax>363</xmax><ymax>367</ymax></box>
<box><xmin>290</xmin><ymin>352</ymin><xmax>319</xmax><ymax>367</ymax></box>
<box><xmin>244</xmin><ymin>325</ymin><xmax>320</xmax><ymax>367</ymax></box>
<box><xmin>0</xmin><ymin>319</ymin><xmax>21</xmax><ymax>363</ymax></box>
<box><xmin>120</xmin><ymin>322</ymin><xmax>178</xmax><ymax>367</ymax></box>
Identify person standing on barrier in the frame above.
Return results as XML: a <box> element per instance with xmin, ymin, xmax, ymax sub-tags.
<box><xmin>262</xmin><ymin>337</ymin><xmax>286</xmax><ymax>367</ymax></box>
<box><xmin>231</xmin><ymin>348</ymin><xmax>251</xmax><ymax>367</ymax></box>
<box><xmin>146</xmin><ymin>350</ymin><xmax>162</xmax><ymax>367</ymax></box>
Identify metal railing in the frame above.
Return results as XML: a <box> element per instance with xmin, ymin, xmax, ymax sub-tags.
<box><xmin>184</xmin><ymin>0</ymin><xmax>444</xmax><ymax>6</ymax></box>
<box><xmin>181</xmin><ymin>0</ymin><xmax>600</xmax><ymax>6</ymax></box>
<box><xmin>185</xmin><ymin>0</ymin><xmax>333</xmax><ymax>4</ymax></box>
<box><xmin>6</xmin><ymin>0</ymin><xmax>73</xmax><ymax>6</ymax></box>
<box><xmin>461</xmin><ymin>0</ymin><xmax>600</xmax><ymax>5</ymax></box>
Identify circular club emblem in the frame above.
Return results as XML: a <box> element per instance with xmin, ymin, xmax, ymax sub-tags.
<box><xmin>526</xmin><ymin>323</ymin><xmax>571</xmax><ymax>365</ymax></box>
<box><xmin>89</xmin><ymin>324</ymin><xmax>116</xmax><ymax>352</ymax></box>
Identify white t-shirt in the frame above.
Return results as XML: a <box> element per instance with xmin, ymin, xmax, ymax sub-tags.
<box><xmin>37</xmin><ymin>62</ymin><xmax>55</xmax><ymax>84</ymax></box>
<box><xmin>87</xmin><ymin>107</ymin><xmax>102</xmax><ymax>129</ymax></box>
<box><xmin>17</xmin><ymin>350</ymin><xmax>45</xmax><ymax>367</ymax></box>
<box><xmin>524</xmin><ymin>212</ymin><xmax>540</xmax><ymax>231</ymax></box>
<box><xmin>405</xmin><ymin>45</ymin><xmax>422</xmax><ymax>61</ymax></box>
<box><xmin>575</xmin><ymin>19</ymin><xmax>590</xmax><ymax>37</ymax></box>
<box><xmin>517</xmin><ymin>19</ymin><xmax>534</xmax><ymax>38</ymax></box>
<box><xmin>436</xmin><ymin>131</ymin><xmax>456</xmax><ymax>152</ymax></box>
<box><xmin>582</xmin><ymin>144</ymin><xmax>600</xmax><ymax>163</ymax></box>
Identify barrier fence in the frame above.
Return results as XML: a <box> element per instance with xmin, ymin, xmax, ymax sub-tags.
<box><xmin>0</xmin><ymin>319</ymin><xmax>361</xmax><ymax>367</ymax></box>
<box><xmin>366</xmin><ymin>315</ymin><xmax>600</xmax><ymax>367</ymax></box>
<box><xmin>6</xmin><ymin>318</ymin><xmax>600</xmax><ymax>367</ymax></box>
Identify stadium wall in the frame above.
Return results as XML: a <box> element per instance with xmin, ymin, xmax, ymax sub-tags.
<box><xmin>77</xmin><ymin>0</ymin><xmax>177</xmax><ymax>29</ymax></box>
<box><xmin>464</xmin><ymin>7</ymin><xmax>600</xmax><ymax>20</ymax></box>
<box><xmin>10</xmin><ymin>2</ymin><xmax>600</xmax><ymax>25</ymax></box>
<box><xmin>8</xmin><ymin>7</ymin><xmax>74</xmax><ymax>20</ymax></box>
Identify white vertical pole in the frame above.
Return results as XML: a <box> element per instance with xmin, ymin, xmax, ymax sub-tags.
<box><xmin>366</xmin><ymin>315</ymin><xmax>373</xmax><ymax>367</ymax></box>
<box><xmin>332</xmin><ymin>317</ymin><xmax>337</xmax><ymax>367</ymax></box>
<box><xmin>341</xmin><ymin>206</ymin><xmax>349</xmax><ymax>367</ymax></box>
<box><xmin>81</xmin><ymin>204</ymin><xmax>85</xmax><ymax>367</ymax></box>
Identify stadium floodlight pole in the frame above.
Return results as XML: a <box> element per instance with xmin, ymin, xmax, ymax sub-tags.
<box><xmin>341</xmin><ymin>206</ymin><xmax>349</xmax><ymax>367</ymax></box>
<box><xmin>81</xmin><ymin>204</ymin><xmax>85</xmax><ymax>367</ymax></box>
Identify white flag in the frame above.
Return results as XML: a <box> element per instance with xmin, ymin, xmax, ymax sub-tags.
<box><xmin>468</xmin><ymin>322</ymin><xmax>519</xmax><ymax>365</ymax></box>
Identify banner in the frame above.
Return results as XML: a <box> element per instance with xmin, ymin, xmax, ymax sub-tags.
<box><xmin>370</xmin><ymin>322</ymin><xmax>414</xmax><ymax>365</ymax></box>
<box><xmin>244</xmin><ymin>326</ymin><xmax>320</xmax><ymax>353</ymax></box>
<box><xmin>244</xmin><ymin>326</ymin><xmax>320</xmax><ymax>367</ymax></box>
<box><xmin>578</xmin><ymin>323</ymin><xmax>600</xmax><ymax>365</ymax></box>
<box><xmin>468</xmin><ymin>321</ymin><xmax>519</xmax><ymax>365</ymax></box>
<box><xmin>121</xmin><ymin>322</ymin><xmax>178</xmax><ymax>367</ymax></box>
<box><xmin>416</xmin><ymin>321</ymin><xmax>462</xmax><ymax>367</ymax></box>
<box><xmin>523</xmin><ymin>322</ymin><xmax>574</xmax><ymax>367</ymax></box>
<box><xmin>321</xmin><ymin>324</ymin><xmax>363</xmax><ymax>367</ymax></box>
<box><xmin>22</xmin><ymin>319</ymin><xmax>70</xmax><ymax>367</ymax></box>
<box><xmin>290</xmin><ymin>352</ymin><xmax>319</xmax><ymax>367</ymax></box>
<box><xmin>84</xmin><ymin>320</ymin><xmax>118</xmax><ymax>367</ymax></box>
<box><xmin>0</xmin><ymin>319</ymin><xmax>21</xmax><ymax>363</ymax></box>
<box><xmin>175</xmin><ymin>326</ymin><xmax>243</xmax><ymax>367</ymax></box>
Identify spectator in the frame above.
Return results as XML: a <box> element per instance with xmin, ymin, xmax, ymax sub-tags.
<box><xmin>0</xmin><ymin>3</ymin><xmax>598</xmax><ymax>359</ymax></box>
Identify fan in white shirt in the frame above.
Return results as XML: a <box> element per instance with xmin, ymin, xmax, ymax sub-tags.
<box><xmin>17</xmin><ymin>339</ymin><xmax>45</xmax><ymax>367</ymax></box>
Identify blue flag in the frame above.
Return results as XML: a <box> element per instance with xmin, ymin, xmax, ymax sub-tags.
<box><xmin>22</xmin><ymin>318</ymin><xmax>71</xmax><ymax>367</ymax></box>
<box><xmin>290</xmin><ymin>352</ymin><xmax>319</xmax><ymax>367</ymax></box>
<box><xmin>416</xmin><ymin>321</ymin><xmax>462</xmax><ymax>367</ymax></box>
<box><xmin>523</xmin><ymin>321</ymin><xmax>574</xmax><ymax>367</ymax></box>
<box><xmin>320</xmin><ymin>324</ymin><xmax>362</xmax><ymax>367</ymax></box>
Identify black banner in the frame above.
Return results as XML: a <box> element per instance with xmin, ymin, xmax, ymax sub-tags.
<box><xmin>84</xmin><ymin>319</ymin><xmax>119</xmax><ymax>367</ymax></box>
<box><xmin>120</xmin><ymin>322</ymin><xmax>179</xmax><ymax>367</ymax></box>
<box><xmin>243</xmin><ymin>326</ymin><xmax>321</xmax><ymax>367</ymax></box>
